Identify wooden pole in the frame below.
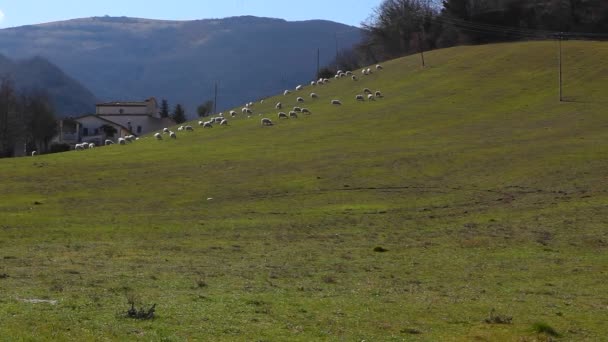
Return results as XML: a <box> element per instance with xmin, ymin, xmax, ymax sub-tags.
<box><xmin>558</xmin><ymin>33</ymin><xmax>563</xmax><ymax>102</ymax></box>
<box><xmin>214</xmin><ymin>81</ymin><xmax>218</xmax><ymax>114</ymax></box>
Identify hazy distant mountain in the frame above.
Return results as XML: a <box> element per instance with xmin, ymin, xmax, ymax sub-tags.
<box><xmin>0</xmin><ymin>54</ymin><xmax>97</xmax><ymax>116</ymax></box>
<box><xmin>0</xmin><ymin>16</ymin><xmax>362</xmax><ymax>115</ymax></box>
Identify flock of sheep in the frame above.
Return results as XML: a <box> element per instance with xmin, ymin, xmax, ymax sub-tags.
<box><xmin>60</xmin><ymin>63</ymin><xmax>385</xmax><ymax>153</ymax></box>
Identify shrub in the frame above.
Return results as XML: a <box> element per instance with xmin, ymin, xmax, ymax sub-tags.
<box><xmin>532</xmin><ymin>322</ymin><xmax>560</xmax><ymax>337</ymax></box>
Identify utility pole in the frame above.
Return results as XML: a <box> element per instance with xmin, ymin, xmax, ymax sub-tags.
<box><xmin>418</xmin><ymin>31</ymin><xmax>426</xmax><ymax>68</ymax></box>
<box><xmin>214</xmin><ymin>81</ymin><xmax>218</xmax><ymax>114</ymax></box>
<box><xmin>558</xmin><ymin>33</ymin><xmax>563</xmax><ymax>102</ymax></box>
<box><xmin>316</xmin><ymin>48</ymin><xmax>320</xmax><ymax>79</ymax></box>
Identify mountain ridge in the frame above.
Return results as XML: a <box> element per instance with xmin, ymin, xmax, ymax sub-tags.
<box><xmin>0</xmin><ymin>16</ymin><xmax>362</xmax><ymax>115</ymax></box>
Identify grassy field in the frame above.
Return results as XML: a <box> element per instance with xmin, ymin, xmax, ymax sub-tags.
<box><xmin>1</xmin><ymin>40</ymin><xmax>607</xmax><ymax>341</ymax></box>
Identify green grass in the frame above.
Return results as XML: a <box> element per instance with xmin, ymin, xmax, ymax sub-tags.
<box><xmin>1</xmin><ymin>40</ymin><xmax>608</xmax><ymax>340</ymax></box>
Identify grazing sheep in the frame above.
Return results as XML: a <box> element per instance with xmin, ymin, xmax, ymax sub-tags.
<box><xmin>334</xmin><ymin>75</ymin><xmax>340</xmax><ymax>79</ymax></box>
<box><xmin>75</xmin><ymin>143</ymin><xmax>85</xmax><ymax>150</ymax></box>
<box><xmin>356</xmin><ymin>94</ymin><xmax>365</xmax><ymax>101</ymax></box>
<box><xmin>105</xmin><ymin>139</ymin><xmax>114</xmax><ymax>145</ymax></box>
<box><xmin>301</xmin><ymin>108</ymin><xmax>311</xmax><ymax>114</ymax></box>
<box><xmin>220</xmin><ymin>119</ymin><xmax>228</xmax><ymax>126</ymax></box>
<box><xmin>260</xmin><ymin>99</ymin><xmax>264</xmax><ymax>104</ymax></box>
<box><xmin>295</xmin><ymin>85</ymin><xmax>303</xmax><ymax>91</ymax></box>
<box><xmin>376</xmin><ymin>64</ymin><xmax>383</xmax><ymax>70</ymax></box>
<box><xmin>362</xmin><ymin>69</ymin><xmax>367</xmax><ymax>75</ymax></box>
<box><xmin>203</xmin><ymin>121</ymin><xmax>213</xmax><ymax>128</ymax></box>
<box><xmin>310</xmin><ymin>81</ymin><xmax>316</xmax><ymax>86</ymax></box>
<box><xmin>185</xmin><ymin>125</ymin><xmax>194</xmax><ymax>131</ymax></box>
<box><xmin>230</xmin><ymin>110</ymin><xmax>238</xmax><ymax>117</ymax></box>
<box><xmin>218</xmin><ymin>112</ymin><xmax>224</xmax><ymax>117</ymax></box>
<box><xmin>289</xmin><ymin>111</ymin><xmax>298</xmax><ymax>118</ymax></box>
<box><xmin>178</xmin><ymin>126</ymin><xmax>184</xmax><ymax>131</ymax></box>
<box><xmin>163</xmin><ymin>127</ymin><xmax>170</xmax><ymax>134</ymax></box>
<box><xmin>278</xmin><ymin>112</ymin><xmax>288</xmax><ymax>119</ymax></box>
<box><xmin>366</xmin><ymin>68</ymin><xmax>372</xmax><ymax>74</ymax></box>
<box><xmin>284</xmin><ymin>90</ymin><xmax>291</xmax><ymax>96</ymax></box>
<box><xmin>375</xmin><ymin>91</ymin><xmax>383</xmax><ymax>98</ymax></box>
<box><xmin>213</xmin><ymin>117</ymin><xmax>224</xmax><ymax>123</ymax></box>
<box><xmin>125</xmin><ymin>135</ymin><xmax>135</xmax><ymax>142</ymax></box>
<box><xmin>118</xmin><ymin>138</ymin><xmax>126</xmax><ymax>145</ymax></box>
<box><xmin>323</xmin><ymin>78</ymin><xmax>330</xmax><ymax>83</ymax></box>
<box><xmin>296</xmin><ymin>97</ymin><xmax>304</xmax><ymax>103</ymax></box>
<box><xmin>155</xmin><ymin>133</ymin><xmax>162</xmax><ymax>140</ymax></box>
<box><xmin>293</xmin><ymin>107</ymin><xmax>302</xmax><ymax>112</ymax></box>
<box><xmin>198</xmin><ymin>120</ymin><xmax>204</xmax><ymax>126</ymax></box>
<box><xmin>261</xmin><ymin>118</ymin><xmax>273</xmax><ymax>126</ymax></box>
<box><xmin>363</xmin><ymin>88</ymin><xmax>372</xmax><ymax>94</ymax></box>
<box><xmin>368</xmin><ymin>94</ymin><xmax>375</xmax><ymax>101</ymax></box>
<box><xmin>346</xmin><ymin>71</ymin><xmax>353</xmax><ymax>76</ymax></box>
<box><xmin>310</xmin><ymin>93</ymin><xmax>318</xmax><ymax>98</ymax></box>
<box><xmin>88</xmin><ymin>143</ymin><xmax>95</xmax><ymax>149</ymax></box>
<box><xmin>351</xmin><ymin>75</ymin><xmax>358</xmax><ymax>81</ymax></box>
<box><xmin>275</xmin><ymin>102</ymin><xmax>282</xmax><ymax>109</ymax></box>
<box><xmin>170</xmin><ymin>131</ymin><xmax>177</xmax><ymax>139</ymax></box>
<box><xmin>31</xmin><ymin>150</ymin><xmax>37</xmax><ymax>156</ymax></box>
<box><xmin>337</xmin><ymin>70</ymin><xmax>344</xmax><ymax>75</ymax></box>
<box><xmin>331</xmin><ymin>99</ymin><xmax>342</xmax><ymax>105</ymax></box>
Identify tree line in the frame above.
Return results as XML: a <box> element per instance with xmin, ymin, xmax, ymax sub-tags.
<box><xmin>159</xmin><ymin>99</ymin><xmax>215</xmax><ymax>124</ymax></box>
<box><xmin>325</xmin><ymin>0</ymin><xmax>608</xmax><ymax>72</ymax></box>
<box><xmin>0</xmin><ymin>78</ymin><xmax>57</xmax><ymax>158</ymax></box>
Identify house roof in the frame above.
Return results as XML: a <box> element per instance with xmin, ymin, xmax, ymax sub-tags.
<box><xmin>96</xmin><ymin>97</ymin><xmax>157</xmax><ymax>107</ymax></box>
<box><xmin>96</xmin><ymin>101</ymin><xmax>149</xmax><ymax>107</ymax></box>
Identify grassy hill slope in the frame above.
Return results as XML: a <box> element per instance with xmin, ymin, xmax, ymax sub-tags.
<box><xmin>0</xmin><ymin>41</ymin><xmax>607</xmax><ymax>340</ymax></box>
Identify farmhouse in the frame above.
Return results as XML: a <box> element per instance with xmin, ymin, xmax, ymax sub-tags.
<box><xmin>55</xmin><ymin>98</ymin><xmax>174</xmax><ymax>146</ymax></box>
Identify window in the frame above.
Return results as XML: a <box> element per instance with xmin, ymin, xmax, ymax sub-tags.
<box><xmin>83</xmin><ymin>128</ymin><xmax>89</xmax><ymax>136</ymax></box>
<box><xmin>137</xmin><ymin>126</ymin><xmax>142</xmax><ymax>134</ymax></box>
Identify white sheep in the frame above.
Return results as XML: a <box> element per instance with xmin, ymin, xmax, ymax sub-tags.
<box><xmin>203</xmin><ymin>121</ymin><xmax>213</xmax><ymax>128</ymax></box>
<box><xmin>346</xmin><ymin>71</ymin><xmax>353</xmax><ymax>76</ymax></box>
<box><xmin>220</xmin><ymin>119</ymin><xmax>228</xmax><ymax>126</ymax></box>
<box><xmin>356</xmin><ymin>94</ymin><xmax>365</xmax><ymax>101</ymax></box>
<box><xmin>296</xmin><ymin>97</ymin><xmax>304</xmax><ymax>103</ymax></box>
<box><xmin>283</xmin><ymin>90</ymin><xmax>291</xmax><ymax>96</ymax></box>
<box><xmin>230</xmin><ymin>110</ymin><xmax>238</xmax><ymax>117</ymax></box>
<box><xmin>363</xmin><ymin>88</ymin><xmax>372</xmax><ymax>94</ymax></box>
<box><xmin>278</xmin><ymin>112</ymin><xmax>288</xmax><ymax>119</ymax></box>
<box><xmin>295</xmin><ymin>85</ymin><xmax>303</xmax><ymax>91</ymax></box>
<box><xmin>375</xmin><ymin>90</ymin><xmax>383</xmax><ymax>98</ymax></box>
<box><xmin>351</xmin><ymin>75</ymin><xmax>358</xmax><ymax>81</ymax></box>
<box><xmin>260</xmin><ymin>99</ymin><xmax>264</xmax><ymax>104</ymax></box>
<box><xmin>118</xmin><ymin>138</ymin><xmax>126</xmax><ymax>145</ymax></box>
<box><xmin>368</xmin><ymin>94</ymin><xmax>375</xmax><ymax>101</ymax></box>
<box><xmin>366</xmin><ymin>68</ymin><xmax>372</xmax><ymax>74</ymax></box>
<box><xmin>163</xmin><ymin>127</ymin><xmax>170</xmax><ymax>134</ymax></box>
<box><xmin>293</xmin><ymin>107</ymin><xmax>302</xmax><ymax>112</ymax></box>
<box><xmin>301</xmin><ymin>108</ymin><xmax>311</xmax><ymax>114</ymax></box>
<box><xmin>75</xmin><ymin>143</ymin><xmax>85</xmax><ymax>150</ymax></box>
<box><xmin>376</xmin><ymin>64</ymin><xmax>383</xmax><ymax>70</ymax></box>
<box><xmin>261</xmin><ymin>118</ymin><xmax>273</xmax><ymax>126</ymax></box>
<box><xmin>155</xmin><ymin>133</ymin><xmax>162</xmax><ymax>140</ymax></box>
<box><xmin>331</xmin><ymin>99</ymin><xmax>342</xmax><ymax>105</ymax></box>
<box><xmin>88</xmin><ymin>143</ymin><xmax>95</xmax><ymax>149</ymax></box>
<box><xmin>105</xmin><ymin>139</ymin><xmax>114</xmax><ymax>145</ymax></box>
<box><xmin>31</xmin><ymin>151</ymin><xmax>37</xmax><ymax>156</ymax></box>
<box><xmin>198</xmin><ymin>120</ymin><xmax>204</xmax><ymax>126</ymax></box>
<box><xmin>170</xmin><ymin>131</ymin><xmax>177</xmax><ymax>139</ymax></box>
<box><xmin>214</xmin><ymin>117</ymin><xmax>224</xmax><ymax>123</ymax></box>
<box><xmin>310</xmin><ymin>81</ymin><xmax>317</xmax><ymax>86</ymax></box>
<box><xmin>178</xmin><ymin>126</ymin><xmax>184</xmax><ymax>131</ymax></box>
<box><xmin>337</xmin><ymin>70</ymin><xmax>344</xmax><ymax>74</ymax></box>
<box><xmin>310</xmin><ymin>93</ymin><xmax>318</xmax><ymax>98</ymax></box>
<box><xmin>275</xmin><ymin>102</ymin><xmax>282</xmax><ymax>109</ymax></box>
<box><xmin>185</xmin><ymin>125</ymin><xmax>194</xmax><ymax>131</ymax></box>
<box><xmin>218</xmin><ymin>112</ymin><xmax>224</xmax><ymax>117</ymax></box>
<box><xmin>323</xmin><ymin>78</ymin><xmax>330</xmax><ymax>83</ymax></box>
<box><xmin>289</xmin><ymin>111</ymin><xmax>298</xmax><ymax>118</ymax></box>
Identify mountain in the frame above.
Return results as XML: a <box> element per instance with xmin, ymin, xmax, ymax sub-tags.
<box><xmin>0</xmin><ymin>54</ymin><xmax>97</xmax><ymax>116</ymax></box>
<box><xmin>0</xmin><ymin>16</ymin><xmax>362</xmax><ymax>115</ymax></box>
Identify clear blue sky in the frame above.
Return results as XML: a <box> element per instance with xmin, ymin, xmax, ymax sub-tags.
<box><xmin>0</xmin><ymin>0</ymin><xmax>383</xmax><ymax>29</ymax></box>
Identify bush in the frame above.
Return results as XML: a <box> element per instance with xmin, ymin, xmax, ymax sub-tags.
<box><xmin>532</xmin><ymin>322</ymin><xmax>560</xmax><ymax>337</ymax></box>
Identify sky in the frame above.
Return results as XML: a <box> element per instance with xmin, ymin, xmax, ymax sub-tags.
<box><xmin>0</xmin><ymin>0</ymin><xmax>383</xmax><ymax>29</ymax></box>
